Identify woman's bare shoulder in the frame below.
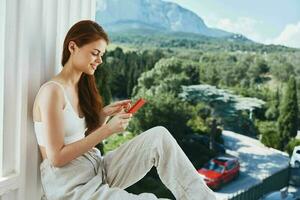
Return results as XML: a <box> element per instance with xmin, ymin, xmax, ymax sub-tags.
<box><xmin>33</xmin><ymin>80</ymin><xmax>65</xmax><ymax>122</ymax></box>
<box><xmin>39</xmin><ymin>80</ymin><xmax>62</xmax><ymax>96</ymax></box>
<box><xmin>35</xmin><ymin>80</ymin><xmax>65</xmax><ymax>109</ymax></box>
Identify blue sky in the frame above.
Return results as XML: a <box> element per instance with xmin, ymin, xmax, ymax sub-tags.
<box><xmin>164</xmin><ymin>0</ymin><xmax>300</xmax><ymax>48</ymax></box>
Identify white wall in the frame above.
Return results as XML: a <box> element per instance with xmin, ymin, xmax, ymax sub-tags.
<box><xmin>0</xmin><ymin>0</ymin><xmax>96</xmax><ymax>199</ymax></box>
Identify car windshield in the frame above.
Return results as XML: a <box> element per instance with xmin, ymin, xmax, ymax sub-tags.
<box><xmin>203</xmin><ymin>161</ymin><xmax>225</xmax><ymax>173</ymax></box>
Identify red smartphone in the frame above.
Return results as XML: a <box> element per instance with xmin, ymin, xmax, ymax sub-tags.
<box><xmin>126</xmin><ymin>98</ymin><xmax>146</xmax><ymax>114</ymax></box>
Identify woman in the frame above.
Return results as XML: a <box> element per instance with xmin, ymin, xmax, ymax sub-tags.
<box><xmin>32</xmin><ymin>20</ymin><xmax>216</xmax><ymax>200</ymax></box>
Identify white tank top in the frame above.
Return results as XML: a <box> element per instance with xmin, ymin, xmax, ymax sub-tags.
<box><xmin>33</xmin><ymin>81</ymin><xmax>87</xmax><ymax>147</ymax></box>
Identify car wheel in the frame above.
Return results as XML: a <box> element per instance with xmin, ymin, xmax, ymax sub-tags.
<box><xmin>295</xmin><ymin>161</ymin><xmax>300</xmax><ymax>168</ymax></box>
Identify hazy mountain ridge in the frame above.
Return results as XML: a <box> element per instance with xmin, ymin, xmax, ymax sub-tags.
<box><xmin>96</xmin><ymin>0</ymin><xmax>234</xmax><ymax>38</ymax></box>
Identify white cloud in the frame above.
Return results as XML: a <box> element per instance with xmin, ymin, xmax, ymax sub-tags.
<box><xmin>212</xmin><ymin>17</ymin><xmax>300</xmax><ymax>48</ymax></box>
<box><xmin>271</xmin><ymin>21</ymin><xmax>300</xmax><ymax>48</ymax></box>
<box><xmin>215</xmin><ymin>17</ymin><xmax>265</xmax><ymax>42</ymax></box>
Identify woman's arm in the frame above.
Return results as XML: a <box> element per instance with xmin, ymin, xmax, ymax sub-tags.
<box><xmin>39</xmin><ymin>84</ymin><xmax>112</xmax><ymax>168</ymax></box>
<box><xmin>53</xmin><ymin>124</ymin><xmax>111</xmax><ymax>167</ymax></box>
<box><xmin>99</xmin><ymin>109</ymin><xmax>110</xmax><ymax>127</ymax></box>
<box><xmin>56</xmin><ymin>111</ymin><xmax>131</xmax><ymax>167</ymax></box>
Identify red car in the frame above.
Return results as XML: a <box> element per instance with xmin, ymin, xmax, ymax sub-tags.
<box><xmin>197</xmin><ymin>156</ymin><xmax>240</xmax><ymax>190</ymax></box>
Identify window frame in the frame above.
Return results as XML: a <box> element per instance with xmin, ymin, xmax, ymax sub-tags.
<box><xmin>0</xmin><ymin>0</ymin><xmax>23</xmax><ymax>197</ymax></box>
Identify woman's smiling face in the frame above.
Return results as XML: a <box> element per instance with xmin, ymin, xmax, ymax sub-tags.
<box><xmin>69</xmin><ymin>39</ymin><xmax>107</xmax><ymax>75</ymax></box>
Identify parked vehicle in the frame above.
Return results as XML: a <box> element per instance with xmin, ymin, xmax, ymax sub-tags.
<box><xmin>182</xmin><ymin>134</ymin><xmax>226</xmax><ymax>154</ymax></box>
<box><xmin>260</xmin><ymin>188</ymin><xmax>298</xmax><ymax>200</ymax></box>
<box><xmin>290</xmin><ymin>146</ymin><xmax>300</xmax><ymax>168</ymax></box>
<box><xmin>197</xmin><ymin>156</ymin><xmax>240</xmax><ymax>190</ymax></box>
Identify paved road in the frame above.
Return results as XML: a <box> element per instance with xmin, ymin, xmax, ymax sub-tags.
<box><xmin>214</xmin><ymin>130</ymin><xmax>290</xmax><ymax>200</ymax></box>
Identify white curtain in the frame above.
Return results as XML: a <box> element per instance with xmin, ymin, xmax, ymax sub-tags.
<box><xmin>0</xmin><ymin>0</ymin><xmax>96</xmax><ymax>199</ymax></box>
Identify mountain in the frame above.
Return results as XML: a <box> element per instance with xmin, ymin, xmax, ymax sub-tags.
<box><xmin>96</xmin><ymin>0</ymin><xmax>233</xmax><ymax>38</ymax></box>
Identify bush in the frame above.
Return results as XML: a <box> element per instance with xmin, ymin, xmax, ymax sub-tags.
<box><xmin>103</xmin><ymin>131</ymin><xmax>135</xmax><ymax>154</ymax></box>
<box><xmin>186</xmin><ymin>102</ymin><xmax>211</xmax><ymax>134</ymax></box>
<box><xmin>286</xmin><ymin>139</ymin><xmax>300</xmax><ymax>156</ymax></box>
<box><xmin>128</xmin><ymin>92</ymin><xmax>193</xmax><ymax>140</ymax></box>
<box><xmin>256</xmin><ymin>120</ymin><xmax>281</xmax><ymax>149</ymax></box>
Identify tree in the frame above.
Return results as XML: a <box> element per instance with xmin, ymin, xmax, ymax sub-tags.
<box><xmin>278</xmin><ymin>76</ymin><xmax>298</xmax><ymax>149</ymax></box>
<box><xmin>265</xmin><ymin>88</ymin><xmax>280</xmax><ymax>120</ymax></box>
<box><xmin>271</xmin><ymin>62</ymin><xmax>295</xmax><ymax>82</ymax></box>
<box><xmin>97</xmin><ymin>47</ymin><xmax>164</xmax><ymax>99</ymax></box>
<box><xmin>132</xmin><ymin>57</ymin><xmax>199</xmax><ymax>97</ymax></box>
<box><xmin>128</xmin><ymin>92</ymin><xmax>193</xmax><ymax>140</ymax></box>
<box><xmin>95</xmin><ymin>59</ymin><xmax>112</xmax><ymax>106</ymax></box>
<box><xmin>257</xmin><ymin>120</ymin><xmax>280</xmax><ymax>149</ymax></box>
<box><xmin>129</xmin><ymin>58</ymin><xmax>213</xmax><ymax>139</ymax></box>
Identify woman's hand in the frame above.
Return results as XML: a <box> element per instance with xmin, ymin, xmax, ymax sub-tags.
<box><xmin>99</xmin><ymin>99</ymin><xmax>131</xmax><ymax>127</ymax></box>
<box><xmin>105</xmin><ymin>109</ymin><xmax>132</xmax><ymax>135</ymax></box>
<box><xmin>102</xmin><ymin>99</ymin><xmax>132</xmax><ymax>117</ymax></box>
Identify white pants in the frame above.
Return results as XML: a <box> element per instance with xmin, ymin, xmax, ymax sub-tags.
<box><xmin>40</xmin><ymin>126</ymin><xmax>216</xmax><ymax>200</ymax></box>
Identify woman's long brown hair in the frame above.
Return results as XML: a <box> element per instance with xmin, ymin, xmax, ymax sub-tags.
<box><xmin>61</xmin><ymin>20</ymin><xmax>109</xmax><ymax>136</ymax></box>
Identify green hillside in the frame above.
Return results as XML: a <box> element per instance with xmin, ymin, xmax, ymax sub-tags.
<box><xmin>108</xmin><ymin>30</ymin><xmax>299</xmax><ymax>53</ymax></box>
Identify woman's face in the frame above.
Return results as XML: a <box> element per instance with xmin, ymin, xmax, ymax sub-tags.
<box><xmin>69</xmin><ymin>39</ymin><xmax>107</xmax><ymax>75</ymax></box>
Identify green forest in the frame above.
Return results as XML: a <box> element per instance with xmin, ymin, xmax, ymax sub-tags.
<box><xmin>94</xmin><ymin>31</ymin><xmax>300</xmax><ymax>198</ymax></box>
